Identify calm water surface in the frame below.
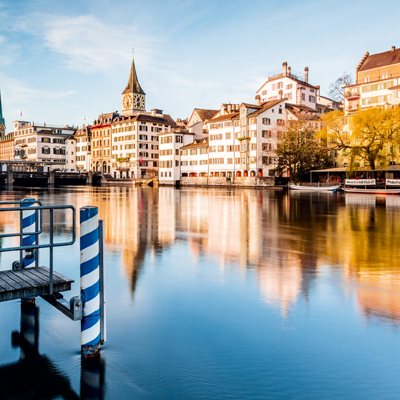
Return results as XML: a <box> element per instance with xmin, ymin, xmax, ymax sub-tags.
<box><xmin>1</xmin><ymin>186</ymin><xmax>400</xmax><ymax>399</ymax></box>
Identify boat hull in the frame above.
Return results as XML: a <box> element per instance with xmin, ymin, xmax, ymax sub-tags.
<box><xmin>289</xmin><ymin>184</ymin><xmax>340</xmax><ymax>192</ymax></box>
<box><xmin>342</xmin><ymin>187</ymin><xmax>400</xmax><ymax>195</ymax></box>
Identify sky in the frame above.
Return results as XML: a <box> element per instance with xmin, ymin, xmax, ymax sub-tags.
<box><xmin>0</xmin><ymin>0</ymin><xmax>399</xmax><ymax>132</ymax></box>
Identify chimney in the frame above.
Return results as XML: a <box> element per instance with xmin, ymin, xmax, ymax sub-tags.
<box><xmin>297</xmin><ymin>87</ymin><xmax>302</xmax><ymax>105</ymax></box>
<box><xmin>304</xmin><ymin>67</ymin><xmax>309</xmax><ymax>83</ymax></box>
<box><xmin>392</xmin><ymin>46</ymin><xmax>396</xmax><ymax>52</ymax></box>
<box><xmin>228</xmin><ymin>103</ymin><xmax>232</xmax><ymax>113</ymax></box>
<box><xmin>288</xmin><ymin>66</ymin><xmax>291</xmax><ymax>76</ymax></box>
<box><xmin>255</xmin><ymin>95</ymin><xmax>261</xmax><ymax>106</ymax></box>
<box><xmin>316</xmin><ymin>85</ymin><xmax>320</xmax><ymax>96</ymax></box>
<box><xmin>282</xmin><ymin>62</ymin><xmax>288</xmax><ymax>77</ymax></box>
<box><xmin>220</xmin><ymin>105</ymin><xmax>226</xmax><ymax>115</ymax></box>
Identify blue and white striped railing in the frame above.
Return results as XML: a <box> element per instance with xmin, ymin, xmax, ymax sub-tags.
<box><xmin>22</xmin><ymin>198</ymin><xmax>37</xmax><ymax>268</ymax></box>
<box><xmin>80</xmin><ymin>206</ymin><xmax>101</xmax><ymax>357</ymax></box>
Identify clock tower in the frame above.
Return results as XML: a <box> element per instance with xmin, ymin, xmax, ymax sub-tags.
<box><xmin>122</xmin><ymin>53</ymin><xmax>146</xmax><ymax>117</ymax></box>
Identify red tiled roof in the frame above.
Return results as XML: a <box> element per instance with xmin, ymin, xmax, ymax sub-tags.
<box><xmin>247</xmin><ymin>99</ymin><xmax>285</xmax><ymax>117</ymax></box>
<box><xmin>358</xmin><ymin>48</ymin><xmax>400</xmax><ymax>72</ymax></box>
<box><xmin>181</xmin><ymin>138</ymin><xmax>208</xmax><ymax>150</ymax></box>
<box><xmin>208</xmin><ymin>112</ymin><xmax>239</xmax><ymax>123</ymax></box>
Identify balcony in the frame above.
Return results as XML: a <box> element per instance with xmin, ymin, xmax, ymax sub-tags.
<box><xmin>345</xmin><ymin>91</ymin><xmax>360</xmax><ymax>99</ymax></box>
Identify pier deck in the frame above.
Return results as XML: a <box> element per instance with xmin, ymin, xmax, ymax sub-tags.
<box><xmin>0</xmin><ymin>267</ymin><xmax>73</xmax><ymax>302</ymax></box>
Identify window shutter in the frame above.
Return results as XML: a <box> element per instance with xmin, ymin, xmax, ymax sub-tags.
<box><xmin>384</xmin><ymin>82</ymin><xmax>388</xmax><ymax>89</ymax></box>
<box><xmin>362</xmin><ymin>86</ymin><xmax>366</xmax><ymax>93</ymax></box>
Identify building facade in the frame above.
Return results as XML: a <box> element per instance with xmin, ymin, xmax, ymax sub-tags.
<box><xmin>13</xmin><ymin>121</ymin><xmax>76</xmax><ymax>168</ymax></box>
<box><xmin>75</xmin><ymin>125</ymin><xmax>92</xmax><ymax>171</ymax></box>
<box><xmin>0</xmin><ymin>133</ymin><xmax>14</xmax><ymax>161</ymax></box>
<box><xmin>344</xmin><ymin>46</ymin><xmax>400</xmax><ymax>113</ymax></box>
<box><xmin>90</xmin><ymin>112</ymin><xmax>118</xmax><ymax>174</ymax></box>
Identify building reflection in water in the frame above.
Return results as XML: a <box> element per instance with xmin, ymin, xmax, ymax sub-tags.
<box><xmin>1</xmin><ymin>187</ymin><xmax>400</xmax><ymax>326</ymax></box>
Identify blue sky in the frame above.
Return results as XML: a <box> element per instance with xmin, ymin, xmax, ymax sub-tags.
<box><xmin>0</xmin><ymin>0</ymin><xmax>399</xmax><ymax>132</ymax></box>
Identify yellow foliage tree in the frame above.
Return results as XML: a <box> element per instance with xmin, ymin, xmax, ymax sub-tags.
<box><xmin>321</xmin><ymin>106</ymin><xmax>400</xmax><ymax>171</ymax></box>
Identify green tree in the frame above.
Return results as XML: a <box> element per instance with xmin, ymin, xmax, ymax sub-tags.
<box><xmin>275</xmin><ymin>119</ymin><xmax>329</xmax><ymax>182</ymax></box>
<box><xmin>321</xmin><ymin>107</ymin><xmax>400</xmax><ymax>171</ymax></box>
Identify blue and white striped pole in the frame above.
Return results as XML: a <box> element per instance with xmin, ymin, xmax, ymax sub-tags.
<box><xmin>22</xmin><ymin>198</ymin><xmax>37</xmax><ymax>268</ymax></box>
<box><xmin>80</xmin><ymin>206</ymin><xmax>101</xmax><ymax>358</ymax></box>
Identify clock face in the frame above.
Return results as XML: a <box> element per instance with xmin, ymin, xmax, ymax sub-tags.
<box><xmin>133</xmin><ymin>94</ymin><xmax>145</xmax><ymax>110</ymax></box>
<box><xmin>123</xmin><ymin>95</ymin><xmax>132</xmax><ymax>109</ymax></box>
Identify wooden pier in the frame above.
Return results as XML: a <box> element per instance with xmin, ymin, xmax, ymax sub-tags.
<box><xmin>0</xmin><ymin>267</ymin><xmax>73</xmax><ymax>302</ymax></box>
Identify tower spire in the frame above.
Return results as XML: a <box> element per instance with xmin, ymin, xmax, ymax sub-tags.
<box><xmin>122</xmin><ymin>52</ymin><xmax>145</xmax><ymax>96</ymax></box>
<box><xmin>0</xmin><ymin>89</ymin><xmax>5</xmax><ymax>134</ymax></box>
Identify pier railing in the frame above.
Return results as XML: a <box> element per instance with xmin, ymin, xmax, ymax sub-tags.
<box><xmin>0</xmin><ymin>199</ymin><xmax>76</xmax><ymax>295</ymax></box>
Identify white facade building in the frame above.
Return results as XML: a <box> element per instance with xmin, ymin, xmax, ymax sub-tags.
<box><xmin>257</xmin><ymin>62</ymin><xmax>319</xmax><ymax>110</ymax></box>
<box><xmin>75</xmin><ymin>125</ymin><xmax>92</xmax><ymax>171</ymax></box>
<box><xmin>179</xmin><ymin>99</ymin><xmax>287</xmax><ymax>179</ymax></box>
<box><xmin>13</xmin><ymin>121</ymin><xmax>77</xmax><ymax>168</ymax></box>
<box><xmin>158</xmin><ymin>129</ymin><xmax>195</xmax><ymax>185</ymax></box>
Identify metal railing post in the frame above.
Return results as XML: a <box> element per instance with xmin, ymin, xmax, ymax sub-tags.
<box><xmin>22</xmin><ymin>198</ymin><xmax>37</xmax><ymax>269</ymax></box>
<box><xmin>80</xmin><ymin>206</ymin><xmax>101</xmax><ymax>358</ymax></box>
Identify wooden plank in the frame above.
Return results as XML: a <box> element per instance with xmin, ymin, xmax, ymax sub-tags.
<box><xmin>40</xmin><ymin>267</ymin><xmax>74</xmax><ymax>283</ymax></box>
<box><xmin>18</xmin><ymin>269</ymin><xmax>49</xmax><ymax>287</ymax></box>
<box><xmin>32</xmin><ymin>268</ymin><xmax>71</xmax><ymax>284</ymax></box>
<box><xmin>0</xmin><ymin>271</ymin><xmax>26</xmax><ymax>290</ymax></box>
<box><xmin>0</xmin><ymin>278</ymin><xmax>15</xmax><ymax>293</ymax></box>
<box><xmin>0</xmin><ymin>282</ymin><xmax>72</xmax><ymax>302</ymax></box>
<box><xmin>5</xmin><ymin>270</ymin><xmax>41</xmax><ymax>289</ymax></box>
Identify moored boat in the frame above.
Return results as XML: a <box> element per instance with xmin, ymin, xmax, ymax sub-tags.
<box><xmin>343</xmin><ymin>179</ymin><xmax>400</xmax><ymax>195</ymax></box>
<box><xmin>289</xmin><ymin>184</ymin><xmax>341</xmax><ymax>192</ymax></box>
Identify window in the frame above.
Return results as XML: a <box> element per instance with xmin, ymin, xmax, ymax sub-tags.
<box><xmin>364</xmin><ymin>74</ymin><xmax>370</xmax><ymax>83</ymax></box>
<box><xmin>139</xmin><ymin>135</ymin><xmax>148</xmax><ymax>140</ymax></box>
<box><xmin>217</xmin><ymin>145</ymin><xmax>224</xmax><ymax>152</ymax></box>
<box><xmin>200</xmin><ymin>148</ymin><xmax>207</xmax><ymax>154</ymax></box>
<box><xmin>209</xmin><ymin>146</ymin><xmax>216</xmax><ymax>153</ymax></box>
<box><xmin>226</xmin><ymin>132</ymin><xmax>231</xmax><ymax>140</ymax></box>
<box><xmin>139</xmin><ymin>125</ymin><xmax>148</xmax><ymax>131</ymax></box>
<box><xmin>278</xmin><ymin>107</ymin><xmax>283</xmax><ymax>114</ymax></box>
<box><xmin>176</xmin><ymin>136</ymin><xmax>182</xmax><ymax>143</ymax></box>
<box><xmin>227</xmin><ymin>145</ymin><xmax>234</xmax><ymax>152</ymax></box>
<box><xmin>227</xmin><ymin>158</ymin><xmax>233</xmax><ymax>164</ymax></box>
<box><xmin>251</xmin><ymin>143</ymin><xmax>256</xmax><ymax>150</ymax></box>
<box><xmin>309</xmin><ymin>95</ymin><xmax>315</xmax><ymax>102</ymax></box>
<box><xmin>42</xmin><ymin>137</ymin><xmax>51</xmax><ymax>143</ymax></box>
<box><xmin>190</xmin><ymin>149</ymin><xmax>197</xmax><ymax>155</ymax></box>
<box><xmin>262</xmin><ymin>118</ymin><xmax>271</xmax><ymax>125</ymax></box>
<box><xmin>277</xmin><ymin>119</ymin><xmax>284</xmax><ymax>126</ymax></box>
<box><xmin>286</xmin><ymin>84</ymin><xmax>293</xmax><ymax>90</ymax></box>
<box><xmin>262</xmin><ymin>130</ymin><xmax>270</xmax><ymax>138</ymax></box>
<box><xmin>302</xmin><ymin>93</ymin><xmax>306</xmax><ymax>101</ymax></box>
<box><xmin>262</xmin><ymin>90</ymin><xmax>267</xmax><ymax>96</ymax></box>
<box><xmin>277</xmin><ymin>82</ymin><xmax>283</xmax><ymax>89</ymax></box>
<box><xmin>200</xmin><ymin>160</ymin><xmax>208</xmax><ymax>165</ymax></box>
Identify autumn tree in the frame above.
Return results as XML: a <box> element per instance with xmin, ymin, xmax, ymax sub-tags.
<box><xmin>275</xmin><ymin>119</ymin><xmax>329</xmax><ymax>182</ymax></box>
<box><xmin>320</xmin><ymin>106</ymin><xmax>400</xmax><ymax>172</ymax></box>
<box><xmin>329</xmin><ymin>73</ymin><xmax>353</xmax><ymax>102</ymax></box>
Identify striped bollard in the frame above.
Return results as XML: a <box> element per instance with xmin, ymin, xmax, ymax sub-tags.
<box><xmin>22</xmin><ymin>198</ymin><xmax>37</xmax><ymax>268</ymax></box>
<box><xmin>80</xmin><ymin>206</ymin><xmax>101</xmax><ymax>358</ymax></box>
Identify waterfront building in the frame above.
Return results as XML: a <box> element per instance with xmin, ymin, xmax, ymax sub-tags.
<box><xmin>159</xmin><ymin>126</ymin><xmax>207</xmax><ymax>185</ymax></box>
<box><xmin>180</xmin><ymin>138</ymin><xmax>209</xmax><ymax>177</ymax></box>
<box><xmin>257</xmin><ymin>62</ymin><xmax>319</xmax><ymax>109</ymax></box>
<box><xmin>75</xmin><ymin>125</ymin><xmax>92</xmax><ymax>171</ymax></box>
<box><xmin>91</xmin><ymin>112</ymin><xmax>119</xmax><ymax>174</ymax></box>
<box><xmin>0</xmin><ymin>90</ymin><xmax>5</xmax><ymax>136</ymax></box>
<box><xmin>0</xmin><ymin>133</ymin><xmax>14</xmax><ymax>161</ymax></box>
<box><xmin>13</xmin><ymin>121</ymin><xmax>76</xmax><ymax>168</ymax></box>
<box><xmin>187</xmin><ymin>108</ymin><xmax>218</xmax><ymax>134</ymax></box>
<box><xmin>344</xmin><ymin>46</ymin><xmax>400</xmax><ymax>113</ymax></box>
<box><xmin>316</xmin><ymin>87</ymin><xmax>341</xmax><ymax>115</ymax></box>
<box><xmin>108</xmin><ymin>55</ymin><xmax>175</xmax><ymax>179</ymax></box>
<box><xmin>180</xmin><ymin>99</ymin><xmax>287</xmax><ymax>179</ymax></box>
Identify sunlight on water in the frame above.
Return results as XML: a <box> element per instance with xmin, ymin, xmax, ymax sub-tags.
<box><xmin>1</xmin><ymin>186</ymin><xmax>400</xmax><ymax>399</ymax></box>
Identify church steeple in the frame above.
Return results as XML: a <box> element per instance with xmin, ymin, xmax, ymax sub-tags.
<box><xmin>122</xmin><ymin>52</ymin><xmax>146</xmax><ymax>116</ymax></box>
<box><xmin>122</xmin><ymin>54</ymin><xmax>145</xmax><ymax>96</ymax></box>
<box><xmin>0</xmin><ymin>89</ymin><xmax>5</xmax><ymax>136</ymax></box>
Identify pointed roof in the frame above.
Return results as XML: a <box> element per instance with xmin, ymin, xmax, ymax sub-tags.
<box><xmin>0</xmin><ymin>90</ymin><xmax>5</xmax><ymax>129</ymax></box>
<box><xmin>122</xmin><ymin>54</ymin><xmax>145</xmax><ymax>96</ymax></box>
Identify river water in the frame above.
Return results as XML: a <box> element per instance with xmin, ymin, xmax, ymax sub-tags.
<box><xmin>1</xmin><ymin>186</ymin><xmax>400</xmax><ymax>399</ymax></box>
